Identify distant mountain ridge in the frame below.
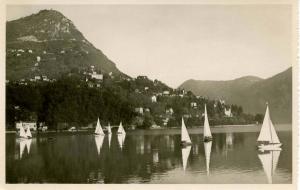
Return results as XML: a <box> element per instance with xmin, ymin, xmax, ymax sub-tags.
<box><xmin>6</xmin><ymin>9</ymin><xmax>123</xmax><ymax>81</ymax></box>
<box><xmin>179</xmin><ymin>67</ymin><xmax>292</xmax><ymax>123</ymax></box>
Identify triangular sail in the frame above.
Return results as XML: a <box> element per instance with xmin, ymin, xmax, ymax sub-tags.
<box><xmin>203</xmin><ymin>105</ymin><xmax>212</xmax><ymax>138</ymax></box>
<box><xmin>118</xmin><ymin>122</ymin><xmax>126</xmax><ymax>134</ymax></box>
<box><xmin>25</xmin><ymin>127</ymin><xmax>32</xmax><ymax>138</ymax></box>
<box><xmin>19</xmin><ymin>125</ymin><xmax>27</xmax><ymax>138</ymax></box>
<box><xmin>95</xmin><ymin>118</ymin><xmax>104</xmax><ymax>135</ymax></box>
<box><xmin>107</xmin><ymin>123</ymin><xmax>112</xmax><ymax>134</ymax></box>
<box><xmin>270</xmin><ymin>120</ymin><xmax>280</xmax><ymax>144</ymax></box>
<box><xmin>204</xmin><ymin>141</ymin><xmax>212</xmax><ymax>175</ymax></box>
<box><xmin>95</xmin><ymin>135</ymin><xmax>104</xmax><ymax>155</ymax></box>
<box><xmin>181</xmin><ymin>118</ymin><xmax>191</xmax><ymax>143</ymax></box>
<box><xmin>257</xmin><ymin>105</ymin><xmax>272</xmax><ymax>142</ymax></box>
<box><xmin>258</xmin><ymin>152</ymin><xmax>273</xmax><ymax>184</ymax></box>
<box><xmin>181</xmin><ymin>145</ymin><xmax>191</xmax><ymax>171</ymax></box>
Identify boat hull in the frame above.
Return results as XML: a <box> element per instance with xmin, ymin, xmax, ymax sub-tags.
<box><xmin>258</xmin><ymin>143</ymin><xmax>282</xmax><ymax>151</ymax></box>
<box><xmin>181</xmin><ymin>141</ymin><xmax>192</xmax><ymax>147</ymax></box>
<box><xmin>94</xmin><ymin>133</ymin><xmax>105</xmax><ymax>136</ymax></box>
<box><xmin>203</xmin><ymin>136</ymin><xmax>213</xmax><ymax>142</ymax></box>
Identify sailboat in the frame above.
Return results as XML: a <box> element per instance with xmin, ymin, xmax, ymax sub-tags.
<box><xmin>258</xmin><ymin>150</ymin><xmax>281</xmax><ymax>184</ymax></box>
<box><xmin>203</xmin><ymin>104</ymin><xmax>212</xmax><ymax>142</ymax></box>
<box><xmin>257</xmin><ymin>103</ymin><xmax>282</xmax><ymax>150</ymax></box>
<box><xmin>107</xmin><ymin>123</ymin><xmax>112</xmax><ymax>134</ymax></box>
<box><xmin>25</xmin><ymin>127</ymin><xmax>32</xmax><ymax>138</ymax></box>
<box><xmin>95</xmin><ymin>135</ymin><xmax>105</xmax><ymax>155</ymax></box>
<box><xmin>204</xmin><ymin>141</ymin><xmax>212</xmax><ymax>176</ymax></box>
<box><xmin>181</xmin><ymin>145</ymin><xmax>191</xmax><ymax>172</ymax></box>
<box><xmin>18</xmin><ymin>124</ymin><xmax>29</xmax><ymax>139</ymax></box>
<box><xmin>117</xmin><ymin>122</ymin><xmax>126</xmax><ymax>134</ymax></box>
<box><xmin>181</xmin><ymin>117</ymin><xmax>192</xmax><ymax>146</ymax></box>
<box><xmin>94</xmin><ymin>118</ymin><xmax>105</xmax><ymax>136</ymax></box>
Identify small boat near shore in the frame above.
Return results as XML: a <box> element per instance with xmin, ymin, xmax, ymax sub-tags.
<box><xmin>94</xmin><ymin>118</ymin><xmax>105</xmax><ymax>136</ymax></box>
<box><xmin>257</xmin><ymin>103</ymin><xmax>282</xmax><ymax>151</ymax></box>
<box><xmin>203</xmin><ymin>104</ymin><xmax>212</xmax><ymax>142</ymax></box>
<box><xmin>180</xmin><ymin>118</ymin><xmax>192</xmax><ymax>146</ymax></box>
<box><xmin>117</xmin><ymin>122</ymin><xmax>126</xmax><ymax>135</ymax></box>
<box><xmin>18</xmin><ymin>124</ymin><xmax>32</xmax><ymax>139</ymax></box>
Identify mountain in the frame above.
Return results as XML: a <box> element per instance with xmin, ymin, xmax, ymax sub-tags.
<box><xmin>6</xmin><ymin>9</ymin><xmax>123</xmax><ymax>81</ymax></box>
<box><xmin>179</xmin><ymin>67</ymin><xmax>292</xmax><ymax>123</ymax></box>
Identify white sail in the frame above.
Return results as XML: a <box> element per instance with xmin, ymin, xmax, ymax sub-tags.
<box><xmin>26</xmin><ymin>139</ymin><xmax>32</xmax><ymax>154</ymax></box>
<box><xmin>181</xmin><ymin>118</ymin><xmax>191</xmax><ymax>143</ymax></box>
<box><xmin>203</xmin><ymin>104</ymin><xmax>212</xmax><ymax>138</ymax></box>
<box><xmin>258</xmin><ymin>150</ymin><xmax>281</xmax><ymax>184</ymax></box>
<box><xmin>107</xmin><ymin>123</ymin><xmax>112</xmax><ymax>134</ymax></box>
<box><xmin>270</xmin><ymin>120</ymin><xmax>280</xmax><ymax>144</ymax></box>
<box><xmin>181</xmin><ymin>145</ymin><xmax>191</xmax><ymax>171</ymax></box>
<box><xmin>19</xmin><ymin>140</ymin><xmax>26</xmax><ymax>159</ymax></box>
<box><xmin>95</xmin><ymin>135</ymin><xmax>104</xmax><ymax>155</ymax></box>
<box><xmin>257</xmin><ymin>104</ymin><xmax>280</xmax><ymax>144</ymax></box>
<box><xmin>118</xmin><ymin>122</ymin><xmax>126</xmax><ymax>134</ymax></box>
<box><xmin>19</xmin><ymin>125</ymin><xmax>27</xmax><ymax>138</ymax></box>
<box><xmin>95</xmin><ymin>118</ymin><xmax>104</xmax><ymax>135</ymax></box>
<box><xmin>204</xmin><ymin>141</ymin><xmax>212</xmax><ymax>175</ymax></box>
<box><xmin>117</xmin><ymin>133</ymin><xmax>126</xmax><ymax>150</ymax></box>
<box><xmin>25</xmin><ymin>127</ymin><xmax>32</xmax><ymax>138</ymax></box>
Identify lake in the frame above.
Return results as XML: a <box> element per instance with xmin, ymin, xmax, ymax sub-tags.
<box><xmin>6</xmin><ymin>124</ymin><xmax>292</xmax><ymax>184</ymax></box>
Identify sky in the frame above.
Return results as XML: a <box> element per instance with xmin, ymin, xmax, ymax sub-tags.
<box><xmin>7</xmin><ymin>4</ymin><xmax>292</xmax><ymax>88</ymax></box>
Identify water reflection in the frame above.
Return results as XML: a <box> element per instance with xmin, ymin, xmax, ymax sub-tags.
<box><xmin>117</xmin><ymin>134</ymin><xmax>126</xmax><ymax>150</ymax></box>
<box><xmin>6</xmin><ymin>128</ymin><xmax>292</xmax><ymax>184</ymax></box>
<box><xmin>95</xmin><ymin>136</ymin><xmax>104</xmax><ymax>155</ymax></box>
<box><xmin>258</xmin><ymin>150</ymin><xmax>281</xmax><ymax>184</ymax></box>
<box><xmin>108</xmin><ymin>134</ymin><xmax>112</xmax><ymax>149</ymax></box>
<box><xmin>181</xmin><ymin>146</ymin><xmax>191</xmax><ymax>172</ymax></box>
<box><xmin>18</xmin><ymin>138</ymin><xmax>33</xmax><ymax>159</ymax></box>
<box><xmin>204</xmin><ymin>141</ymin><xmax>212</xmax><ymax>176</ymax></box>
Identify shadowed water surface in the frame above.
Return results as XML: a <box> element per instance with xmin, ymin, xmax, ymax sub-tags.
<box><xmin>6</xmin><ymin>124</ymin><xmax>292</xmax><ymax>183</ymax></box>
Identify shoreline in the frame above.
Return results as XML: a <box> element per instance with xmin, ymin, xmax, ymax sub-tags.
<box><xmin>6</xmin><ymin>123</ymin><xmax>292</xmax><ymax>134</ymax></box>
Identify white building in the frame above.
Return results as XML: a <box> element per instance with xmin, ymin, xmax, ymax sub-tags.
<box><xmin>224</xmin><ymin>108</ymin><xmax>233</xmax><ymax>117</ymax></box>
<box><xmin>16</xmin><ymin>122</ymin><xmax>37</xmax><ymax>131</ymax></box>
<box><xmin>91</xmin><ymin>73</ymin><xmax>103</xmax><ymax>80</ymax></box>
<box><xmin>190</xmin><ymin>102</ymin><xmax>197</xmax><ymax>108</ymax></box>
<box><xmin>35</xmin><ymin>76</ymin><xmax>41</xmax><ymax>80</ymax></box>
<box><xmin>135</xmin><ymin>107</ymin><xmax>144</xmax><ymax>114</ymax></box>
<box><xmin>36</xmin><ymin>56</ymin><xmax>41</xmax><ymax>62</ymax></box>
<box><xmin>151</xmin><ymin>95</ymin><xmax>157</xmax><ymax>103</ymax></box>
<box><xmin>163</xmin><ymin>91</ymin><xmax>170</xmax><ymax>96</ymax></box>
<box><xmin>166</xmin><ymin>108</ymin><xmax>174</xmax><ymax>115</ymax></box>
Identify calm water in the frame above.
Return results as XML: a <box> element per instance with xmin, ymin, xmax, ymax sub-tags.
<box><xmin>6</xmin><ymin>124</ymin><xmax>292</xmax><ymax>184</ymax></box>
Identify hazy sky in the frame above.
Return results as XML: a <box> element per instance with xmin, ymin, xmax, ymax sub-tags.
<box><xmin>7</xmin><ymin>5</ymin><xmax>292</xmax><ymax>88</ymax></box>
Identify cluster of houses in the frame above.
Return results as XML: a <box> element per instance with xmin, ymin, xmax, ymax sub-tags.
<box><xmin>15</xmin><ymin>121</ymin><xmax>48</xmax><ymax>132</ymax></box>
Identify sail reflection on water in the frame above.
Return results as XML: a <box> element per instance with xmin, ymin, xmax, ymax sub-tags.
<box><xmin>95</xmin><ymin>135</ymin><xmax>104</xmax><ymax>155</ymax></box>
<box><xmin>204</xmin><ymin>141</ymin><xmax>212</xmax><ymax>176</ymax></box>
<box><xmin>258</xmin><ymin>150</ymin><xmax>281</xmax><ymax>184</ymax></box>
<box><xmin>117</xmin><ymin>134</ymin><xmax>126</xmax><ymax>150</ymax></box>
<box><xmin>18</xmin><ymin>138</ymin><xmax>33</xmax><ymax>159</ymax></box>
<box><xmin>181</xmin><ymin>145</ymin><xmax>191</xmax><ymax>172</ymax></box>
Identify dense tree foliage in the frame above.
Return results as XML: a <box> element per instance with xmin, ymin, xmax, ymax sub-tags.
<box><xmin>6</xmin><ymin>74</ymin><xmax>261</xmax><ymax>130</ymax></box>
